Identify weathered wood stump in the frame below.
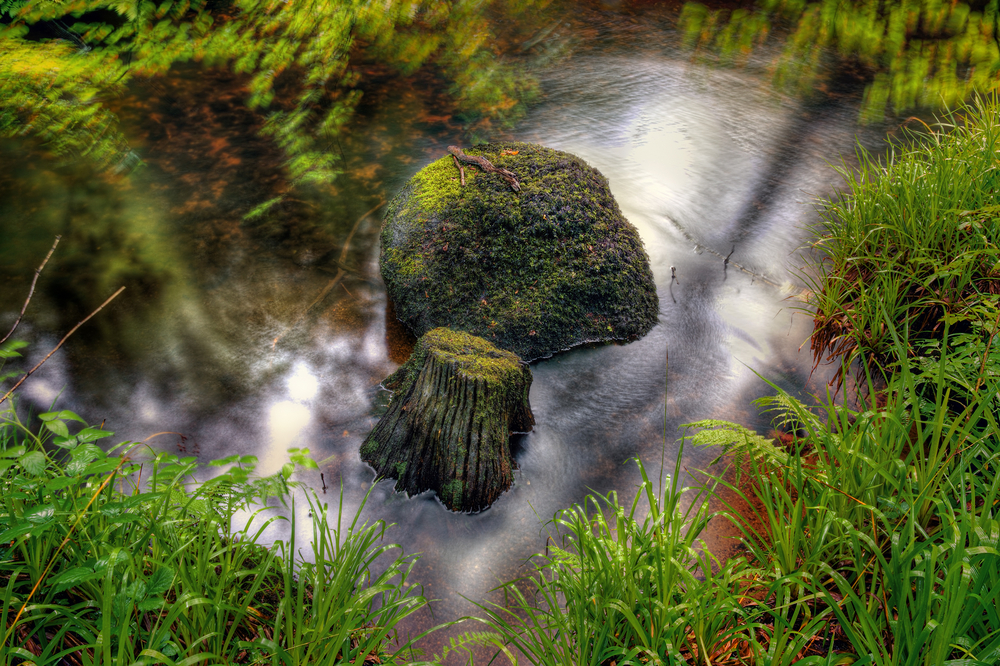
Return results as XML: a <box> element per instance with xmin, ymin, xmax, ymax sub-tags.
<box><xmin>361</xmin><ymin>328</ymin><xmax>534</xmax><ymax>512</ymax></box>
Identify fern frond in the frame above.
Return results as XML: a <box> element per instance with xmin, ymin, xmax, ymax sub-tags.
<box><xmin>0</xmin><ymin>0</ymin><xmax>26</xmax><ymax>18</ymax></box>
<box><xmin>684</xmin><ymin>419</ymin><xmax>790</xmax><ymax>473</ymax></box>
<box><xmin>754</xmin><ymin>391</ymin><xmax>824</xmax><ymax>436</ymax></box>
<box><xmin>414</xmin><ymin>630</ymin><xmax>513</xmax><ymax>665</ymax></box>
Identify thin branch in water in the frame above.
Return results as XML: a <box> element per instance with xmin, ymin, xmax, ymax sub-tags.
<box><xmin>271</xmin><ymin>201</ymin><xmax>384</xmax><ymax>351</ymax></box>
<box><xmin>1</xmin><ymin>236</ymin><xmax>61</xmax><ymax>347</ymax></box>
<box><xmin>0</xmin><ymin>286</ymin><xmax>126</xmax><ymax>407</ymax></box>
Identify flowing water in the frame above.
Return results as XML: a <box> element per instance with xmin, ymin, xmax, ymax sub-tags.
<box><xmin>0</xmin><ymin>2</ymin><xmax>890</xmax><ymax>657</ymax></box>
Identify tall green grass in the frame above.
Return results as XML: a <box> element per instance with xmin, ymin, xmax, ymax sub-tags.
<box><xmin>470</xmin><ymin>326</ymin><xmax>1000</xmax><ymax>664</ymax></box>
<box><xmin>0</xmin><ymin>371</ymin><xmax>428</xmax><ymax>665</ymax></box>
<box><xmin>476</xmin><ymin>449</ymin><xmax>761</xmax><ymax>665</ymax></box>
<box><xmin>808</xmin><ymin>95</ymin><xmax>1000</xmax><ymax>383</ymax></box>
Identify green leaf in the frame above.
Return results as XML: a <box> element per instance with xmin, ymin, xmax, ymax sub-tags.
<box><xmin>0</xmin><ymin>522</ymin><xmax>35</xmax><ymax>542</ymax></box>
<box><xmin>138</xmin><ymin>597</ymin><xmax>165</xmax><ymax>612</ymax></box>
<box><xmin>44</xmin><ymin>419</ymin><xmax>70</xmax><ymax>439</ymax></box>
<box><xmin>39</xmin><ymin>410</ymin><xmax>87</xmax><ymax>424</ymax></box>
<box><xmin>25</xmin><ymin>503</ymin><xmax>54</xmax><ymax>524</ymax></box>
<box><xmin>145</xmin><ymin>566</ymin><xmax>174</xmax><ymax>597</ymax></box>
<box><xmin>67</xmin><ymin>443</ymin><xmax>104</xmax><ymax>476</ymax></box>
<box><xmin>281</xmin><ymin>462</ymin><xmax>294</xmax><ymax>480</ymax></box>
<box><xmin>70</xmin><ymin>442</ymin><xmax>105</xmax><ymax>462</ymax></box>
<box><xmin>243</xmin><ymin>195</ymin><xmax>284</xmax><ymax>221</ymax></box>
<box><xmin>96</xmin><ymin>549</ymin><xmax>129</xmax><ymax>570</ymax></box>
<box><xmin>84</xmin><ymin>458</ymin><xmax>120</xmax><ymax>476</ymax></box>
<box><xmin>53</xmin><ymin>435</ymin><xmax>80</xmax><ymax>449</ymax></box>
<box><xmin>51</xmin><ymin>566</ymin><xmax>104</xmax><ymax>593</ymax></box>
<box><xmin>0</xmin><ymin>340</ymin><xmax>27</xmax><ymax>358</ymax></box>
<box><xmin>46</xmin><ymin>476</ymin><xmax>78</xmax><ymax>491</ymax></box>
<box><xmin>18</xmin><ymin>451</ymin><xmax>47</xmax><ymax>475</ymax></box>
<box><xmin>77</xmin><ymin>427</ymin><xmax>114</xmax><ymax>442</ymax></box>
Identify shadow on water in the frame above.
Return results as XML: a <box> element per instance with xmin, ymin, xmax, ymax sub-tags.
<box><xmin>0</xmin><ymin>2</ymin><xmax>895</xmax><ymax>660</ymax></box>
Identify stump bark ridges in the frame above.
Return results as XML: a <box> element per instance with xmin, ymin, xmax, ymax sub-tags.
<box><xmin>361</xmin><ymin>328</ymin><xmax>533</xmax><ymax>512</ymax></box>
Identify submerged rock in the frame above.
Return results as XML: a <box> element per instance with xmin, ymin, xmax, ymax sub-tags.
<box><xmin>380</xmin><ymin>141</ymin><xmax>659</xmax><ymax>361</ymax></box>
<box><xmin>361</xmin><ymin>328</ymin><xmax>533</xmax><ymax>512</ymax></box>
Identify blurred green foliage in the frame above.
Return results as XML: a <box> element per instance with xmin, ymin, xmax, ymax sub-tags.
<box><xmin>680</xmin><ymin>0</ymin><xmax>1000</xmax><ymax>121</ymax></box>
<box><xmin>0</xmin><ymin>0</ymin><xmax>549</xmax><ymax>185</ymax></box>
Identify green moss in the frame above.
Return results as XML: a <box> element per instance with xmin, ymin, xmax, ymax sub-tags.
<box><xmin>423</xmin><ymin>327</ymin><xmax>524</xmax><ymax>386</ymax></box>
<box><xmin>381</xmin><ymin>142</ymin><xmax>659</xmax><ymax>361</ymax></box>
<box><xmin>439</xmin><ymin>479</ymin><xmax>464</xmax><ymax>511</ymax></box>
<box><xmin>411</xmin><ymin>156</ymin><xmax>475</xmax><ymax>214</ymax></box>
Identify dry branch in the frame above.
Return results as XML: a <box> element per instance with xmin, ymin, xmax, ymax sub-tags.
<box><xmin>0</xmin><ymin>286</ymin><xmax>126</xmax><ymax>407</ymax></box>
<box><xmin>1</xmin><ymin>236</ymin><xmax>61</xmax><ymax>347</ymax></box>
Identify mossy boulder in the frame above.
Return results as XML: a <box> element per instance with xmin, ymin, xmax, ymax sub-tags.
<box><xmin>380</xmin><ymin>141</ymin><xmax>659</xmax><ymax>361</ymax></box>
<box><xmin>361</xmin><ymin>328</ymin><xmax>533</xmax><ymax>512</ymax></box>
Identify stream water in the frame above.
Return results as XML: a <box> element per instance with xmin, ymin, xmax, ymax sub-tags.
<box><xmin>0</xmin><ymin>2</ymin><xmax>892</xmax><ymax>658</ymax></box>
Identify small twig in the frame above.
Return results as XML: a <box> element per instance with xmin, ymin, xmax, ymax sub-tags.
<box><xmin>321</xmin><ymin>472</ymin><xmax>328</xmax><ymax>494</ymax></box>
<box><xmin>700</xmin><ymin>243</ymin><xmax>780</xmax><ymax>288</ymax></box>
<box><xmin>724</xmin><ymin>245</ymin><xmax>735</xmax><ymax>268</ymax></box>
<box><xmin>451</xmin><ymin>154</ymin><xmax>465</xmax><ymax>186</ymax></box>
<box><xmin>0</xmin><ymin>286</ymin><xmax>125</xmax><ymax>407</ymax></box>
<box><xmin>1</xmin><ymin>236</ymin><xmax>61</xmax><ymax>347</ymax></box>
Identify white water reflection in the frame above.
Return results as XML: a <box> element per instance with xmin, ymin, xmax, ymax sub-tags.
<box><xmin>262</xmin><ymin>401</ymin><xmax>311</xmax><ymax>475</ymax></box>
<box><xmin>286</xmin><ymin>362</ymin><xmax>319</xmax><ymax>402</ymax></box>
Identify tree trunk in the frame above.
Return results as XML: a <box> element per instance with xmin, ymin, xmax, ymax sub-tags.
<box><xmin>361</xmin><ymin>328</ymin><xmax>534</xmax><ymax>512</ymax></box>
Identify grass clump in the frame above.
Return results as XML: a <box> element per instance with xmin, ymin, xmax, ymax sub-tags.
<box><xmin>808</xmin><ymin>96</ymin><xmax>1000</xmax><ymax>383</ymax></box>
<box><xmin>469</xmin><ymin>328</ymin><xmax>1000</xmax><ymax>664</ymax></box>
<box><xmin>475</xmin><ymin>451</ymin><xmax>760</xmax><ymax>665</ymax></box>
<box><xmin>0</xmin><ymin>362</ymin><xmax>427</xmax><ymax>665</ymax></box>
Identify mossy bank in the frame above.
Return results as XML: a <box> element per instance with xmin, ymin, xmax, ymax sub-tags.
<box><xmin>380</xmin><ymin>142</ymin><xmax>659</xmax><ymax>361</ymax></box>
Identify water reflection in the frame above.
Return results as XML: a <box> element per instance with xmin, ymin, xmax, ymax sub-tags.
<box><xmin>0</xmin><ymin>3</ymin><xmax>893</xmax><ymax>659</ymax></box>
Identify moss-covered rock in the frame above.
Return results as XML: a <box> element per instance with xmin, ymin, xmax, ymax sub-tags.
<box><xmin>380</xmin><ymin>142</ymin><xmax>659</xmax><ymax>361</ymax></box>
<box><xmin>361</xmin><ymin>328</ymin><xmax>533</xmax><ymax>512</ymax></box>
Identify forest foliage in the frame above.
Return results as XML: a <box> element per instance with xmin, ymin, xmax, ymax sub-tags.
<box><xmin>0</xmin><ymin>0</ymin><xmax>551</xmax><ymax>185</ymax></box>
<box><xmin>681</xmin><ymin>0</ymin><xmax>1000</xmax><ymax>121</ymax></box>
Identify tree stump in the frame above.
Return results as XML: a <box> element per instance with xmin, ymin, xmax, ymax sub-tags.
<box><xmin>361</xmin><ymin>328</ymin><xmax>534</xmax><ymax>512</ymax></box>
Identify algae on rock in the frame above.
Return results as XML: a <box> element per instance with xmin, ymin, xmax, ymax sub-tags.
<box><xmin>380</xmin><ymin>141</ymin><xmax>659</xmax><ymax>361</ymax></box>
<box><xmin>361</xmin><ymin>328</ymin><xmax>534</xmax><ymax>512</ymax></box>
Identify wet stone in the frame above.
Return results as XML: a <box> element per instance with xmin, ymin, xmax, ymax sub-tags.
<box><xmin>380</xmin><ymin>141</ymin><xmax>659</xmax><ymax>361</ymax></box>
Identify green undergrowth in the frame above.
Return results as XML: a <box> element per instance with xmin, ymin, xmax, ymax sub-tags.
<box><xmin>807</xmin><ymin>95</ymin><xmax>1000</xmax><ymax>384</ymax></box>
<box><xmin>0</xmin><ymin>356</ymin><xmax>428</xmax><ymax>665</ymax></box>
<box><xmin>459</xmin><ymin>323</ymin><xmax>1000</xmax><ymax>665</ymax></box>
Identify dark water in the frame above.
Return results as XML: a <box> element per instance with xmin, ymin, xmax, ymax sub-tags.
<box><xmin>0</xmin><ymin>3</ymin><xmax>890</xmax><ymax>659</ymax></box>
